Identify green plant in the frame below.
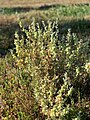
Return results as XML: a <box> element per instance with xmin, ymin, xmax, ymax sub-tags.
<box><xmin>10</xmin><ymin>19</ymin><xmax>89</xmax><ymax>119</ymax></box>
<box><xmin>50</xmin><ymin>4</ymin><xmax>90</xmax><ymax>17</ymax></box>
<box><xmin>1</xmin><ymin>19</ymin><xmax>89</xmax><ymax>119</ymax></box>
<box><xmin>1</xmin><ymin>55</ymin><xmax>42</xmax><ymax>119</ymax></box>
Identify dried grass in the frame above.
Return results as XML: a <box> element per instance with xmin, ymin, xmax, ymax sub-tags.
<box><xmin>0</xmin><ymin>0</ymin><xmax>90</xmax><ymax>7</ymax></box>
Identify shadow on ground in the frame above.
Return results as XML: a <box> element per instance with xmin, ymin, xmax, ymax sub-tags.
<box><xmin>0</xmin><ymin>7</ymin><xmax>34</xmax><ymax>14</ymax></box>
<box><xmin>59</xmin><ymin>19</ymin><xmax>90</xmax><ymax>36</ymax></box>
<box><xmin>0</xmin><ymin>4</ymin><xmax>58</xmax><ymax>14</ymax></box>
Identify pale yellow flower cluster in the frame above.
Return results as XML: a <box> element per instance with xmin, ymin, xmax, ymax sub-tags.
<box><xmin>85</xmin><ymin>62</ymin><xmax>90</xmax><ymax>73</ymax></box>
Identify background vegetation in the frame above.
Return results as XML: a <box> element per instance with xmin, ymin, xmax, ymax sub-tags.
<box><xmin>0</xmin><ymin>0</ymin><xmax>90</xmax><ymax>119</ymax></box>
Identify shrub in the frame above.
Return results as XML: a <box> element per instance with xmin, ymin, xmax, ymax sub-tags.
<box><xmin>1</xmin><ymin>19</ymin><xmax>90</xmax><ymax>119</ymax></box>
<box><xmin>1</xmin><ymin>57</ymin><xmax>43</xmax><ymax>119</ymax></box>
